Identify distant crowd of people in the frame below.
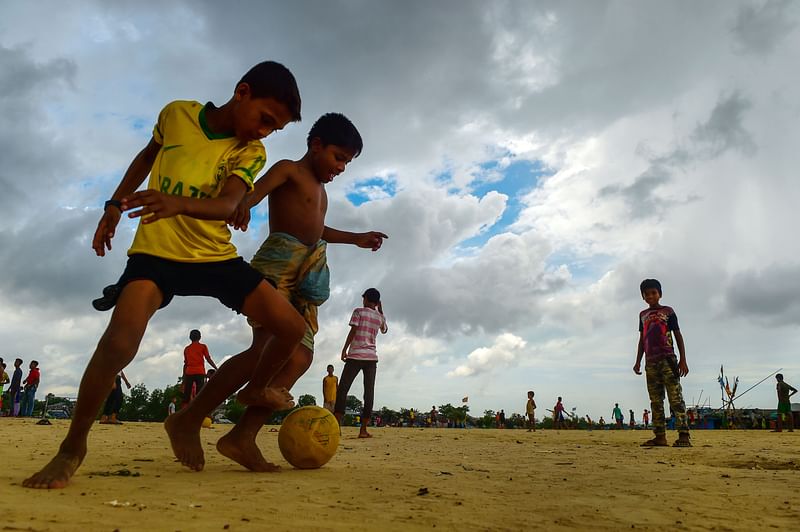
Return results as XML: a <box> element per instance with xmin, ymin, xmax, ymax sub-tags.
<box><xmin>0</xmin><ymin>357</ymin><xmax>40</xmax><ymax>417</ymax></box>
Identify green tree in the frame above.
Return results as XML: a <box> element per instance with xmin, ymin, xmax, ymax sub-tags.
<box><xmin>298</xmin><ymin>394</ymin><xmax>317</xmax><ymax>407</ymax></box>
<box><xmin>378</xmin><ymin>406</ymin><xmax>400</xmax><ymax>425</ymax></box>
<box><xmin>481</xmin><ymin>409</ymin><xmax>496</xmax><ymax>428</ymax></box>
<box><xmin>119</xmin><ymin>383</ymin><xmax>149</xmax><ymax>421</ymax></box>
<box><xmin>222</xmin><ymin>394</ymin><xmax>246</xmax><ymax>424</ymax></box>
<box><xmin>509</xmin><ymin>413</ymin><xmax>525</xmax><ymax>429</ymax></box>
<box><xmin>345</xmin><ymin>395</ymin><xmax>363</xmax><ymax>413</ymax></box>
<box><xmin>146</xmin><ymin>388</ymin><xmax>166</xmax><ymax>421</ymax></box>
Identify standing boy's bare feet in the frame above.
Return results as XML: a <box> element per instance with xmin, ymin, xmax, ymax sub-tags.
<box><xmin>236</xmin><ymin>386</ymin><xmax>294</xmax><ymax>410</ymax></box>
<box><xmin>358</xmin><ymin>431</ymin><xmax>372</xmax><ymax>439</ymax></box>
<box><xmin>672</xmin><ymin>433</ymin><xmax>692</xmax><ymax>447</ymax></box>
<box><xmin>640</xmin><ymin>434</ymin><xmax>669</xmax><ymax>447</ymax></box>
<box><xmin>164</xmin><ymin>412</ymin><xmax>205</xmax><ymax>471</ymax></box>
<box><xmin>23</xmin><ymin>448</ymin><xmax>86</xmax><ymax>489</ymax></box>
<box><xmin>216</xmin><ymin>431</ymin><xmax>280</xmax><ymax>472</ymax></box>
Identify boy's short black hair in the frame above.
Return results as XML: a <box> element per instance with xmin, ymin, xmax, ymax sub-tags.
<box><xmin>776</xmin><ymin>373</ymin><xmax>784</xmax><ymax>381</ymax></box>
<box><xmin>307</xmin><ymin>113</ymin><xmax>363</xmax><ymax>157</ymax></box>
<box><xmin>239</xmin><ymin>61</ymin><xmax>301</xmax><ymax>122</ymax></box>
<box><xmin>362</xmin><ymin>288</ymin><xmax>380</xmax><ymax>303</ymax></box>
<box><xmin>15</xmin><ymin>358</ymin><xmax>22</xmax><ymax>365</ymax></box>
<box><xmin>31</xmin><ymin>360</ymin><xmax>38</xmax><ymax>367</ymax></box>
<box><xmin>640</xmin><ymin>278</ymin><xmax>662</xmax><ymax>296</ymax></box>
<box><xmin>190</xmin><ymin>329</ymin><xmax>201</xmax><ymax>341</ymax></box>
<box><xmin>327</xmin><ymin>364</ymin><xmax>334</xmax><ymax>370</ymax></box>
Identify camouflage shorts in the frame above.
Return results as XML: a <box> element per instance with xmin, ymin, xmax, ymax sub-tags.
<box><xmin>645</xmin><ymin>356</ymin><xmax>688</xmax><ymax>434</ymax></box>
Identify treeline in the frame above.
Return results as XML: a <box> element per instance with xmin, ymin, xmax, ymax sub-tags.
<box><xmin>45</xmin><ymin>384</ymin><xmax>572</xmax><ymax>429</ymax></box>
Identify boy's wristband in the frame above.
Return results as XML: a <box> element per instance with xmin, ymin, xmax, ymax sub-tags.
<box><xmin>104</xmin><ymin>199</ymin><xmax>123</xmax><ymax>211</ymax></box>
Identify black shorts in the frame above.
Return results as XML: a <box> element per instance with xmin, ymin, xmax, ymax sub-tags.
<box><xmin>116</xmin><ymin>254</ymin><xmax>264</xmax><ymax>312</ymax></box>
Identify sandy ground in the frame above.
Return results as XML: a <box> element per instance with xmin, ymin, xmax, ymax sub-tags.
<box><xmin>1</xmin><ymin>418</ymin><xmax>798</xmax><ymax>531</ymax></box>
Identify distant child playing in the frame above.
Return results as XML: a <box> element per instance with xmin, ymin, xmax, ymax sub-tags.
<box><xmin>526</xmin><ymin>391</ymin><xmax>537</xmax><ymax>432</ymax></box>
<box><xmin>165</xmin><ymin>113</ymin><xmax>386</xmax><ymax>472</ymax></box>
<box><xmin>0</xmin><ymin>362</ymin><xmax>8</xmax><ymax>412</ymax></box>
<box><xmin>24</xmin><ymin>61</ymin><xmax>305</xmax><ymax>489</ymax></box>
<box><xmin>334</xmin><ymin>288</ymin><xmax>388</xmax><ymax>438</ymax></box>
<box><xmin>20</xmin><ymin>360</ymin><xmax>40</xmax><ymax>417</ymax></box>
<box><xmin>9</xmin><ymin>358</ymin><xmax>23</xmax><ymax>417</ymax></box>
<box><xmin>553</xmin><ymin>397</ymin><xmax>565</xmax><ymax>429</ymax></box>
<box><xmin>182</xmin><ymin>329</ymin><xmax>217</xmax><ymax>405</ymax></box>
<box><xmin>775</xmin><ymin>374</ymin><xmax>797</xmax><ymax>432</ymax></box>
<box><xmin>168</xmin><ymin>397</ymin><xmax>177</xmax><ymax>416</ymax></box>
<box><xmin>633</xmin><ymin>279</ymin><xmax>691</xmax><ymax>447</ymax></box>
<box><xmin>612</xmin><ymin>403</ymin><xmax>623</xmax><ymax>429</ymax></box>
<box><xmin>99</xmin><ymin>371</ymin><xmax>131</xmax><ymax>424</ymax></box>
<box><xmin>323</xmin><ymin>365</ymin><xmax>338</xmax><ymax>413</ymax></box>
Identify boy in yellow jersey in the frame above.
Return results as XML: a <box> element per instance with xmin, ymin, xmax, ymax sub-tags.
<box><xmin>24</xmin><ymin>61</ymin><xmax>305</xmax><ymax>489</ymax></box>
<box><xmin>323</xmin><ymin>364</ymin><xmax>338</xmax><ymax>413</ymax></box>
<box><xmin>166</xmin><ymin>113</ymin><xmax>387</xmax><ymax>472</ymax></box>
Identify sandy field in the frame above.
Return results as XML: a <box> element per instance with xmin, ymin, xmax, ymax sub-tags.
<box><xmin>1</xmin><ymin>418</ymin><xmax>798</xmax><ymax>531</ymax></box>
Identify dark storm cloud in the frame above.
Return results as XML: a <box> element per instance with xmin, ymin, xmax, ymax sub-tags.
<box><xmin>0</xmin><ymin>209</ymin><xmax>124</xmax><ymax>314</ymax></box>
<box><xmin>723</xmin><ymin>264</ymin><xmax>800</xmax><ymax>326</ymax></box>
<box><xmin>0</xmin><ymin>46</ymin><xmax>77</xmax><ymax>217</ymax></box>
<box><xmin>731</xmin><ymin>0</ymin><xmax>797</xmax><ymax>55</ymax></box>
<box><xmin>691</xmin><ymin>92</ymin><xmax>756</xmax><ymax>157</ymax></box>
<box><xmin>601</xmin><ymin>92</ymin><xmax>753</xmax><ymax>219</ymax></box>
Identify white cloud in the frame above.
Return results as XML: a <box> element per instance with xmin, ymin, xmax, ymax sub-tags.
<box><xmin>448</xmin><ymin>333</ymin><xmax>527</xmax><ymax>377</ymax></box>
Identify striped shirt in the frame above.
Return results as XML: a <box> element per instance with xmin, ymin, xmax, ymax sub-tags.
<box><xmin>346</xmin><ymin>307</ymin><xmax>387</xmax><ymax>361</ymax></box>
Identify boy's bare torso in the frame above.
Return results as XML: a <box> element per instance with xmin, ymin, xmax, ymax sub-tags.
<box><xmin>267</xmin><ymin>160</ymin><xmax>328</xmax><ymax>245</ymax></box>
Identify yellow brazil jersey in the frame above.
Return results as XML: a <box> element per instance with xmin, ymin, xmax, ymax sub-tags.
<box><xmin>323</xmin><ymin>375</ymin><xmax>338</xmax><ymax>402</ymax></box>
<box><xmin>128</xmin><ymin>100</ymin><xmax>266</xmax><ymax>262</ymax></box>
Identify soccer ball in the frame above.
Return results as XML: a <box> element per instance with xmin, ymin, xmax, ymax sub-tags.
<box><xmin>278</xmin><ymin>406</ymin><xmax>340</xmax><ymax>469</ymax></box>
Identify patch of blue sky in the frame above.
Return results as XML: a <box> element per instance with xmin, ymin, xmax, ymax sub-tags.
<box><xmin>78</xmin><ymin>172</ymin><xmax>123</xmax><ymax>194</ymax></box>
<box><xmin>88</xmin><ymin>111</ymin><xmax>151</xmax><ymax>137</ymax></box>
<box><xmin>346</xmin><ymin>176</ymin><xmax>397</xmax><ymax>206</ymax></box>
<box><xmin>545</xmin><ymin>251</ymin><xmax>616</xmax><ymax>284</ymax></box>
<box><xmin>43</xmin><ymin>102</ymin><xmax>76</xmax><ymax>124</ymax></box>
<box><xmin>247</xmin><ymin>208</ymin><xmax>269</xmax><ymax>232</ymax></box>
<box><xmin>129</xmin><ymin>116</ymin><xmax>148</xmax><ymax>131</ymax></box>
<box><xmin>455</xmin><ymin>159</ymin><xmax>551</xmax><ymax>252</ymax></box>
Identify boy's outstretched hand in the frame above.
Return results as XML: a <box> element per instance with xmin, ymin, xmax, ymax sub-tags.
<box><xmin>227</xmin><ymin>199</ymin><xmax>252</xmax><ymax>231</ymax></box>
<box><xmin>354</xmin><ymin>231</ymin><xmax>388</xmax><ymax>251</ymax></box>
<box><xmin>92</xmin><ymin>208</ymin><xmax>122</xmax><ymax>256</ymax></box>
<box><xmin>122</xmin><ymin>190</ymin><xmax>183</xmax><ymax>224</ymax></box>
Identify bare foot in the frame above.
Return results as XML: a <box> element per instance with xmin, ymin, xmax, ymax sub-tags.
<box><xmin>216</xmin><ymin>432</ymin><xmax>280</xmax><ymax>472</ymax></box>
<box><xmin>23</xmin><ymin>450</ymin><xmax>84</xmax><ymax>489</ymax></box>
<box><xmin>358</xmin><ymin>431</ymin><xmax>372</xmax><ymax>438</ymax></box>
<box><xmin>236</xmin><ymin>386</ymin><xmax>294</xmax><ymax>410</ymax></box>
<box><xmin>164</xmin><ymin>412</ymin><xmax>205</xmax><ymax>471</ymax></box>
<box><xmin>673</xmin><ymin>433</ymin><xmax>692</xmax><ymax>447</ymax></box>
<box><xmin>641</xmin><ymin>435</ymin><xmax>668</xmax><ymax>447</ymax></box>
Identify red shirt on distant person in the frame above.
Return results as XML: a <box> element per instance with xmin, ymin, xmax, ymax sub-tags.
<box><xmin>184</xmin><ymin>342</ymin><xmax>213</xmax><ymax>375</ymax></box>
<box><xmin>24</xmin><ymin>367</ymin><xmax>40</xmax><ymax>387</ymax></box>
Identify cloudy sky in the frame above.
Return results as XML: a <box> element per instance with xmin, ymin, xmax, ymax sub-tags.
<box><xmin>1</xmin><ymin>0</ymin><xmax>798</xmax><ymax>421</ymax></box>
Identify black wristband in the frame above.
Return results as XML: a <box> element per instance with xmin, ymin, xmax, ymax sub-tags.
<box><xmin>104</xmin><ymin>199</ymin><xmax>122</xmax><ymax>211</ymax></box>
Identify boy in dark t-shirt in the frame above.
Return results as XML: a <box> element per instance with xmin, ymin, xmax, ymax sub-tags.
<box><xmin>633</xmin><ymin>279</ymin><xmax>691</xmax><ymax>447</ymax></box>
<box><xmin>775</xmin><ymin>374</ymin><xmax>797</xmax><ymax>432</ymax></box>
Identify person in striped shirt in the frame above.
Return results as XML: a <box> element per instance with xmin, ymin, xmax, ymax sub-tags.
<box><xmin>334</xmin><ymin>288</ymin><xmax>388</xmax><ymax>438</ymax></box>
